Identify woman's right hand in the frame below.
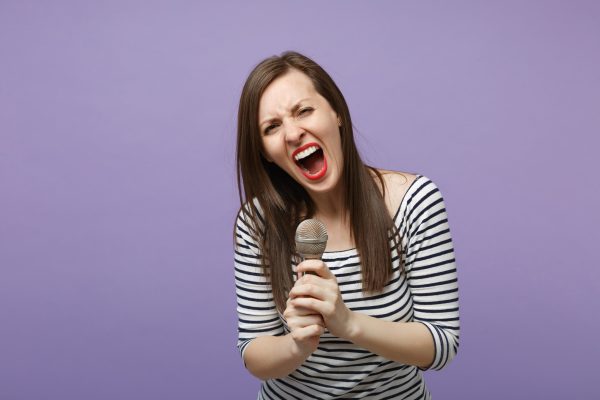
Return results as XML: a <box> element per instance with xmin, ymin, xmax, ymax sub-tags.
<box><xmin>283</xmin><ymin>295</ymin><xmax>325</xmax><ymax>356</ymax></box>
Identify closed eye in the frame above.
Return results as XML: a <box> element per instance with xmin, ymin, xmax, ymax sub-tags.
<box><xmin>298</xmin><ymin>107</ymin><xmax>314</xmax><ymax>116</ymax></box>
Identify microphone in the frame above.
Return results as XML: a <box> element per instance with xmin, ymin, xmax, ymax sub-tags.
<box><xmin>295</xmin><ymin>219</ymin><xmax>328</xmax><ymax>276</ymax></box>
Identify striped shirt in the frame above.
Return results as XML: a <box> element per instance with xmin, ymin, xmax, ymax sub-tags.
<box><xmin>234</xmin><ymin>175</ymin><xmax>460</xmax><ymax>399</ymax></box>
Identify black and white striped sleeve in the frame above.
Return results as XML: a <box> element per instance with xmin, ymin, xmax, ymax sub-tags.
<box><xmin>404</xmin><ymin>177</ymin><xmax>460</xmax><ymax>371</ymax></box>
<box><xmin>234</xmin><ymin>210</ymin><xmax>284</xmax><ymax>365</ymax></box>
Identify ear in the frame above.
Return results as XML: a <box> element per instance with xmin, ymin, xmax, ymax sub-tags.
<box><xmin>337</xmin><ymin>116</ymin><xmax>342</xmax><ymax>127</ymax></box>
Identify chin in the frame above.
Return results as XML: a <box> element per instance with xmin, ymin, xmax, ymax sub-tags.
<box><xmin>304</xmin><ymin>171</ymin><xmax>342</xmax><ymax>194</ymax></box>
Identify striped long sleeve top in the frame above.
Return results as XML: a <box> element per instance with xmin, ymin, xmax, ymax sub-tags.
<box><xmin>234</xmin><ymin>175</ymin><xmax>460</xmax><ymax>399</ymax></box>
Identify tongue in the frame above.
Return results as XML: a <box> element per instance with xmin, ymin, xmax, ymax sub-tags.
<box><xmin>301</xmin><ymin>150</ymin><xmax>324</xmax><ymax>174</ymax></box>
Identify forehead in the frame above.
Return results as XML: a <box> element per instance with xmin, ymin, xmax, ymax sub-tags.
<box><xmin>258</xmin><ymin>70</ymin><xmax>318</xmax><ymax>119</ymax></box>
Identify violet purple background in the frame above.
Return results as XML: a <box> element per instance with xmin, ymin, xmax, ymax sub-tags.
<box><xmin>1</xmin><ymin>1</ymin><xmax>599</xmax><ymax>399</ymax></box>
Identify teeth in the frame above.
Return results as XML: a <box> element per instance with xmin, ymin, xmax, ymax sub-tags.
<box><xmin>294</xmin><ymin>146</ymin><xmax>319</xmax><ymax>161</ymax></box>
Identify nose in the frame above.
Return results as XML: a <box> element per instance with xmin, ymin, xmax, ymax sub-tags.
<box><xmin>284</xmin><ymin>120</ymin><xmax>305</xmax><ymax>145</ymax></box>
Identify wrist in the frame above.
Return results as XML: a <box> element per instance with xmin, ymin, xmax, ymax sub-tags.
<box><xmin>286</xmin><ymin>332</ymin><xmax>312</xmax><ymax>361</ymax></box>
<box><xmin>344</xmin><ymin>310</ymin><xmax>361</xmax><ymax>342</ymax></box>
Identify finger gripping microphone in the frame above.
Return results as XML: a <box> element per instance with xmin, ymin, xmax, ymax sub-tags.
<box><xmin>295</xmin><ymin>219</ymin><xmax>328</xmax><ymax>276</ymax></box>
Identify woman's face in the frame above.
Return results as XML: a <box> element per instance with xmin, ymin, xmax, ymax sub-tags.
<box><xmin>258</xmin><ymin>69</ymin><xmax>343</xmax><ymax>196</ymax></box>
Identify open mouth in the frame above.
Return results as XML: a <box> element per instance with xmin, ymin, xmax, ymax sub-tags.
<box><xmin>292</xmin><ymin>143</ymin><xmax>327</xmax><ymax>180</ymax></box>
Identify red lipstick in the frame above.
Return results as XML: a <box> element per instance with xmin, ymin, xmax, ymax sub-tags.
<box><xmin>291</xmin><ymin>142</ymin><xmax>327</xmax><ymax>181</ymax></box>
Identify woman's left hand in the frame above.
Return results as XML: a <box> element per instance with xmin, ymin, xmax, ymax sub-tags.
<box><xmin>289</xmin><ymin>259</ymin><xmax>356</xmax><ymax>340</ymax></box>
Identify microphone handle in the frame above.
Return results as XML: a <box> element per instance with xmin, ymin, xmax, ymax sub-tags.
<box><xmin>300</xmin><ymin>254</ymin><xmax>321</xmax><ymax>276</ymax></box>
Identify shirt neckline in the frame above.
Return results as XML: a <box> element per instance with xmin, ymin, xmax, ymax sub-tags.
<box><xmin>322</xmin><ymin>174</ymin><xmax>423</xmax><ymax>255</ymax></box>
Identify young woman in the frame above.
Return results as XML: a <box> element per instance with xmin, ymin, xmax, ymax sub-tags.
<box><xmin>234</xmin><ymin>51</ymin><xmax>459</xmax><ymax>399</ymax></box>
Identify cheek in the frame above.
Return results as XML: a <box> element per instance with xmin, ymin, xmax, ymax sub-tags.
<box><xmin>262</xmin><ymin>138</ymin><xmax>287</xmax><ymax>165</ymax></box>
<box><xmin>327</xmin><ymin>132</ymin><xmax>344</xmax><ymax>167</ymax></box>
<box><xmin>261</xmin><ymin>140</ymin><xmax>276</xmax><ymax>163</ymax></box>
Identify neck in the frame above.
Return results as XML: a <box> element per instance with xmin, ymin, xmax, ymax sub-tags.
<box><xmin>307</xmin><ymin>181</ymin><xmax>347</xmax><ymax>223</ymax></box>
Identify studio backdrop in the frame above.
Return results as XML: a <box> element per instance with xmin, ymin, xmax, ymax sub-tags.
<box><xmin>1</xmin><ymin>1</ymin><xmax>598</xmax><ymax>399</ymax></box>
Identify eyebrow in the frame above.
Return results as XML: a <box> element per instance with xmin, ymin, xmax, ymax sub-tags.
<box><xmin>259</xmin><ymin>98</ymin><xmax>311</xmax><ymax>127</ymax></box>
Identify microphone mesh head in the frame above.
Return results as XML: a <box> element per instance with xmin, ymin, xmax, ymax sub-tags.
<box><xmin>295</xmin><ymin>219</ymin><xmax>328</xmax><ymax>259</ymax></box>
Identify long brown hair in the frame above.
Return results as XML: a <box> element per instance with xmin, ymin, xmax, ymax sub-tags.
<box><xmin>235</xmin><ymin>51</ymin><xmax>403</xmax><ymax>313</ymax></box>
